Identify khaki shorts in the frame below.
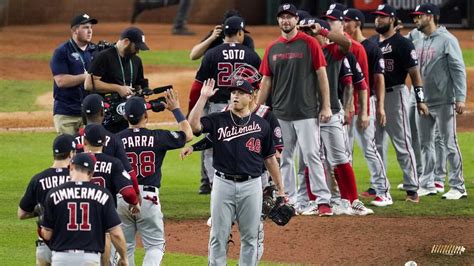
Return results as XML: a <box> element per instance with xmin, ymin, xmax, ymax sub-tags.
<box><xmin>53</xmin><ymin>114</ymin><xmax>83</xmax><ymax>135</ymax></box>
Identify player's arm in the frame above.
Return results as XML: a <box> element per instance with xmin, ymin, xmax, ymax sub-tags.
<box><xmin>189</xmin><ymin>26</ymin><xmax>222</xmax><ymax>60</ymax></box>
<box><xmin>164</xmin><ymin>89</ymin><xmax>193</xmax><ymax>142</ymax></box>
<box><xmin>408</xmin><ymin>66</ymin><xmax>429</xmax><ymax>115</ymax></box>
<box><xmin>50</xmin><ymin>46</ymin><xmax>87</xmax><ymax>88</ymax></box>
<box><xmin>189</xmin><ymin>78</ymin><xmax>218</xmax><ymax>134</ymax></box>
<box><xmin>446</xmin><ymin>38</ymin><xmax>467</xmax><ymax>114</ymax></box>
<box><xmin>108</xmin><ymin>225</ymin><xmax>128</xmax><ymax>264</ymax></box>
<box><xmin>84</xmin><ymin>74</ymin><xmax>133</xmax><ymax>98</ymax></box>
<box><xmin>313</xmin><ymin>23</ymin><xmax>351</xmax><ymax>54</ymax></box>
<box><xmin>17</xmin><ymin>207</ymin><xmax>37</xmax><ymax>220</ymax></box>
<box><xmin>374</xmin><ymin>73</ymin><xmax>386</xmax><ymax>126</ymax></box>
<box><xmin>316</xmin><ymin>67</ymin><xmax>332</xmax><ymax>122</ymax></box>
<box><xmin>40</xmin><ymin>227</ymin><xmax>53</xmax><ymax>241</ymax></box>
<box><xmin>256</xmin><ymin>75</ymin><xmax>272</xmax><ymax>105</ymax></box>
<box><xmin>54</xmin><ymin>74</ymin><xmax>87</xmax><ymax>88</ymax></box>
<box><xmin>264</xmin><ymin>156</ymin><xmax>285</xmax><ymax>197</ymax></box>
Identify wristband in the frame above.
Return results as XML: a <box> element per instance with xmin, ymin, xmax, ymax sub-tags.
<box><xmin>319</xmin><ymin>28</ymin><xmax>330</xmax><ymax>37</ymax></box>
<box><xmin>414</xmin><ymin>86</ymin><xmax>425</xmax><ymax>103</ymax></box>
<box><xmin>172</xmin><ymin>108</ymin><xmax>186</xmax><ymax>123</ymax></box>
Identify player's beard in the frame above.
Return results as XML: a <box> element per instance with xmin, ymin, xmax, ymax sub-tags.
<box><xmin>417</xmin><ymin>21</ymin><xmax>428</xmax><ymax>32</ymax></box>
<box><xmin>375</xmin><ymin>23</ymin><xmax>390</xmax><ymax>34</ymax></box>
<box><xmin>281</xmin><ymin>25</ymin><xmax>296</xmax><ymax>34</ymax></box>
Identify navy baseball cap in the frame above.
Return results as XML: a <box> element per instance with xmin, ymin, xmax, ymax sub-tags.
<box><xmin>277</xmin><ymin>3</ymin><xmax>298</xmax><ymax>17</ymax></box>
<box><xmin>297</xmin><ymin>10</ymin><xmax>311</xmax><ymax>21</ymax></box>
<box><xmin>71</xmin><ymin>153</ymin><xmax>96</xmax><ymax>172</ymax></box>
<box><xmin>298</xmin><ymin>17</ymin><xmax>317</xmax><ymax>27</ymax></box>
<box><xmin>124</xmin><ymin>96</ymin><xmax>147</xmax><ymax>120</ymax></box>
<box><xmin>121</xmin><ymin>27</ymin><xmax>149</xmax><ymax>51</ymax></box>
<box><xmin>328</xmin><ymin>3</ymin><xmax>347</xmax><ymax>11</ymax></box>
<box><xmin>372</xmin><ymin>4</ymin><xmax>397</xmax><ymax>17</ymax></box>
<box><xmin>84</xmin><ymin>124</ymin><xmax>105</xmax><ymax>147</ymax></box>
<box><xmin>322</xmin><ymin>9</ymin><xmax>344</xmax><ymax>21</ymax></box>
<box><xmin>82</xmin><ymin>94</ymin><xmax>104</xmax><ymax>115</ymax></box>
<box><xmin>70</xmin><ymin>13</ymin><xmax>98</xmax><ymax>28</ymax></box>
<box><xmin>317</xmin><ymin>19</ymin><xmax>331</xmax><ymax>31</ymax></box>
<box><xmin>224</xmin><ymin>16</ymin><xmax>249</xmax><ymax>35</ymax></box>
<box><xmin>229</xmin><ymin>79</ymin><xmax>254</xmax><ymax>94</ymax></box>
<box><xmin>410</xmin><ymin>3</ymin><xmax>440</xmax><ymax>16</ymax></box>
<box><xmin>344</xmin><ymin>8</ymin><xmax>365</xmax><ymax>25</ymax></box>
<box><xmin>53</xmin><ymin>134</ymin><xmax>76</xmax><ymax>155</ymax></box>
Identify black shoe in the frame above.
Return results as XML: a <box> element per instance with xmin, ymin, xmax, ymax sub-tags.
<box><xmin>172</xmin><ymin>28</ymin><xmax>196</xmax><ymax>35</ymax></box>
<box><xmin>199</xmin><ymin>183</ymin><xmax>211</xmax><ymax>194</ymax></box>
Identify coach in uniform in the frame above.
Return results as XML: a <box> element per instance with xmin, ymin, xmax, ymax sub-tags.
<box><xmin>189</xmin><ymin>78</ymin><xmax>285</xmax><ymax>265</ymax></box>
<box><xmin>116</xmin><ymin>91</ymin><xmax>192</xmax><ymax>265</ymax></box>
<box><xmin>369</xmin><ymin>4</ymin><xmax>429</xmax><ymax>203</ymax></box>
<box><xmin>85</xmin><ymin>27</ymin><xmax>149</xmax><ymax>133</ymax></box>
<box><xmin>40</xmin><ymin>153</ymin><xmax>128</xmax><ymax>266</ymax></box>
<box><xmin>410</xmin><ymin>3</ymin><xmax>467</xmax><ymax>199</ymax></box>
<box><xmin>51</xmin><ymin>14</ymin><xmax>97</xmax><ymax>135</ymax></box>
<box><xmin>257</xmin><ymin>3</ymin><xmax>333</xmax><ymax>215</ymax></box>
<box><xmin>18</xmin><ymin>134</ymin><xmax>76</xmax><ymax>266</ymax></box>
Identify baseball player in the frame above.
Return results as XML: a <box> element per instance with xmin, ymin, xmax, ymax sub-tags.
<box><xmin>187</xmin><ymin>15</ymin><xmax>261</xmax><ymax>194</ymax></box>
<box><xmin>410</xmin><ymin>3</ymin><xmax>467</xmax><ymax>199</ymax></box>
<box><xmin>188</xmin><ymin>78</ymin><xmax>285</xmax><ymax>265</ymax></box>
<box><xmin>257</xmin><ymin>3</ymin><xmax>333</xmax><ymax>216</ymax></box>
<box><xmin>76</xmin><ymin>93</ymin><xmax>140</xmax><ymax>195</ymax></box>
<box><xmin>116</xmin><ymin>92</ymin><xmax>192</xmax><ymax>265</ymax></box>
<box><xmin>18</xmin><ymin>134</ymin><xmax>75</xmax><ymax>266</ymax></box>
<box><xmin>369</xmin><ymin>4</ymin><xmax>429</xmax><ymax>203</ymax></box>
<box><xmin>298</xmin><ymin>17</ymin><xmax>373</xmax><ymax>216</ymax></box>
<box><xmin>40</xmin><ymin>153</ymin><xmax>128</xmax><ymax>266</ymax></box>
<box><xmin>343</xmin><ymin>8</ymin><xmax>392</xmax><ymax>206</ymax></box>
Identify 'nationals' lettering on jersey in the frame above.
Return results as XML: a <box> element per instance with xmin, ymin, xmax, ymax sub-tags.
<box><xmin>122</xmin><ymin>135</ymin><xmax>154</xmax><ymax>148</ymax></box>
<box><xmin>217</xmin><ymin>121</ymin><xmax>262</xmax><ymax>141</ymax></box>
<box><xmin>50</xmin><ymin>186</ymin><xmax>109</xmax><ymax>205</ymax></box>
<box><xmin>39</xmin><ymin>175</ymin><xmax>70</xmax><ymax>190</ymax></box>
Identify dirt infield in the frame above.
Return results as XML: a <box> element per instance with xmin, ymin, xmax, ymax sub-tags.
<box><xmin>1</xmin><ymin>23</ymin><xmax>474</xmax><ymax>264</ymax></box>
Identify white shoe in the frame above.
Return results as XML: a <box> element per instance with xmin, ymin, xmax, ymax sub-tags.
<box><xmin>397</xmin><ymin>183</ymin><xmax>404</xmax><ymax>190</ymax></box>
<box><xmin>370</xmin><ymin>195</ymin><xmax>393</xmax><ymax>207</ymax></box>
<box><xmin>434</xmin><ymin>182</ymin><xmax>445</xmax><ymax>193</ymax></box>
<box><xmin>332</xmin><ymin>199</ymin><xmax>354</xmax><ymax>215</ymax></box>
<box><xmin>351</xmin><ymin>199</ymin><xmax>374</xmax><ymax>215</ymax></box>
<box><xmin>418</xmin><ymin>187</ymin><xmax>437</xmax><ymax>196</ymax></box>
<box><xmin>294</xmin><ymin>202</ymin><xmax>309</xmax><ymax>216</ymax></box>
<box><xmin>206</xmin><ymin>217</ymin><xmax>212</xmax><ymax>228</ymax></box>
<box><xmin>442</xmin><ymin>188</ymin><xmax>467</xmax><ymax>200</ymax></box>
<box><xmin>301</xmin><ymin>201</ymin><xmax>318</xmax><ymax>216</ymax></box>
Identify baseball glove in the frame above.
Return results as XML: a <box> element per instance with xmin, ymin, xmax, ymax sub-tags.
<box><xmin>268</xmin><ymin>196</ymin><xmax>295</xmax><ymax>226</ymax></box>
<box><xmin>262</xmin><ymin>185</ymin><xmax>276</xmax><ymax>219</ymax></box>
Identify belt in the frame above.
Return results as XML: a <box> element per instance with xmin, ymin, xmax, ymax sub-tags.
<box><xmin>386</xmin><ymin>87</ymin><xmax>394</xmax><ymax>92</ymax></box>
<box><xmin>61</xmin><ymin>249</ymin><xmax>99</xmax><ymax>254</ymax></box>
<box><xmin>215</xmin><ymin>171</ymin><xmax>259</xmax><ymax>182</ymax></box>
<box><xmin>386</xmin><ymin>84</ymin><xmax>405</xmax><ymax>93</ymax></box>
<box><xmin>143</xmin><ymin>185</ymin><xmax>158</xmax><ymax>192</ymax></box>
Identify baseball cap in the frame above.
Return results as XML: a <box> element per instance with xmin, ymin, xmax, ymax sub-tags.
<box><xmin>121</xmin><ymin>27</ymin><xmax>149</xmax><ymax>51</ymax></box>
<box><xmin>124</xmin><ymin>96</ymin><xmax>147</xmax><ymax>120</ymax></box>
<box><xmin>372</xmin><ymin>4</ymin><xmax>397</xmax><ymax>17</ymax></box>
<box><xmin>344</xmin><ymin>8</ymin><xmax>365</xmax><ymax>25</ymax></box>
<box><xmin>322</xmin><ymin>9</ymin><xmax>344</xmax><ymax>21</ymax></box>
<box><xmin>82</xmin><ymin>94</ymin><xmax>104</xmax><ymax>115</ymax></box>
<box><xmin>53</xmin><ymin>134</ymin><xmax>76</xmax><ymax>155</ymax></box>
<box><xmin>328</xmin><ymin>3</ymin><xmax>347</xmax><ymax>11</ymax></box>
<box><xmin>83</xmin><ymin>124</ymin><xmax>105</xmax><ymax>147</ymax></box>
<box><xmin>70</xmin><ymin>13</ymin><xmax>98</xmax><ymax>28</ymax></box>
<box><xmin>277</xmin><ymin>3</ymin><xmax>298</xmax><ymax>17</ymax></box>
<box><xmin>410</xmin><ymin>3</ymin><xmax>440</xmax><ymax>16</ymax></box>
<box><xmin>223</xmin><ymin>16</ymin><xmax>249</xmax><ymax>35</ymax></box>
<box><xmin>298</xmin><ymin>17</ymin><xmax>317</xmax><ymax>27</ymax></box>
<box><xmin>229</xmin><ymin>79</ymin><xmax>254</xmax><ymax>94</ymax></box>
<box><xmin>297</xmin><ymin>10</ymin><xmax>311</xmax><ymax>21</ymax></box>
<box><xmin>71</xmin><ymin>153</ymin><xmax>96</xmax><ymax>172</ymax></box>
<box><xmin>317</xmin><ymin>19</ymin><xmax>331</xmax><ymax>31</ymax></box>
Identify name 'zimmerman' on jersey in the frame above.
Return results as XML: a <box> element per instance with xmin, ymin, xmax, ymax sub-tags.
<box><xmin>42</xmin><ymin>181</ymin><xmax>121</xmax><ymax>253</ymax></box>
<box><xmin>117</xmin><ymin>128</ymin><xmax>187</xmax><ymax>187</ymax></box>
<box><xmin>196</xmin><ymin>43</ymin><xmax>261</xmax><ymax>103</ymax></box>
<box><xmin>202</xmin><ymin>111</ymin><xmax>275</xmax><ymax>176</ymax></box>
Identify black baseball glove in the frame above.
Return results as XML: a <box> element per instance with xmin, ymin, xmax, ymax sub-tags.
<box><xmin>262</xmin><ymin>185</ymin><xmax>276</xmax><ymax>219</ymax></box>
<box><xmin>268</xmin><ymin>196</ymin><xmax>295</xmax><ymax>226</ymax></box>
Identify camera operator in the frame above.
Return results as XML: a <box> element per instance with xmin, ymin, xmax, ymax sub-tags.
<box><xmin>85</xmin><ymin>27</ymin><xmax>149</xmax><ymax>133</ymax></box>
<box><xmin>51</xmin><ymin>13</ymin><xmax>98</xmax><ymax>135</ymax></box>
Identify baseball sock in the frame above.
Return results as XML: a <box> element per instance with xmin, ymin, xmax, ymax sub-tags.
<box><xmin>335</xmin><ymin>163</ymin><xmax>358</xmax><ymax>203</ymax></box>
<box><xmin>304</xmin><ymin>167</ymin><xmax>317</xmax><ymax>201</ymax></box>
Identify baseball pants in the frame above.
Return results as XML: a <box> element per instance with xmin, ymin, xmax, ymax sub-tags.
<box><xmin>346</xmin><ymin>96</ymin><xmax>390</xmax><ymax>197</ymax></box>
<box><xmin>408</xmin><ymin>91</ymin><xmax>423</xmax><ymax>177</ymax></box>
<box><xmin>201</xmin><ymin>102</ymin><xmax>228</xmax><ymax>185</ymax></box>
<box><xmin>51</xmin><ymin>251</ymin><xmax>100</xmax><ymax>266</ymax></box>
<box><xmin>209</xmin><ymin>174</ymin><xmax>262</xmax><ymax>265</ymax></box>
<box><xmin>278</xmin><ymin>118</ymin><xmax>331</xmax><ymax>206</ymax></box>
<box><xmin>416</xmin><ymin>104</ymin><xmax>466</xmax><ymax>192</ymax></box>
<box><xmin>375</xmin><ymin>85</ymin><xmax>419</xmax><ymax>192</ymax></box>
<box><xmin>36</xmin><ymin>241</ymin><xmax>52</xmax><ymax>266</ymax></box>
<box><xmin>117</xmin><ymin>185</ymin><xmax>165</xmax><ymax>266</ymax></box>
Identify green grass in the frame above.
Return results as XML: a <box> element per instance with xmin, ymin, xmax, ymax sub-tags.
<box><xmin>0</xmin><ymin>80</ymin><xmax>52</xmax><ymax>112</ymax></box>
<box><xmin>1</xmin><ymin>131</ymin><xmax>473</xmax><ymax>265</ymax></box>
<box><xmin>462</xmin><ymin>49</ymin><xmax>474</xmax><ymax>67</ymax></box>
